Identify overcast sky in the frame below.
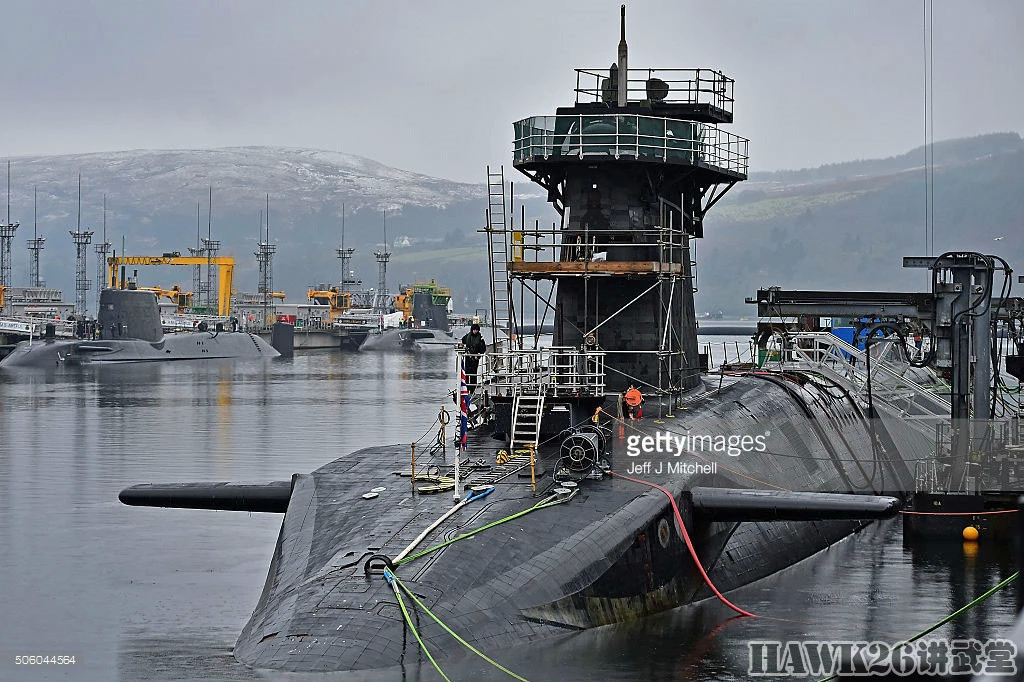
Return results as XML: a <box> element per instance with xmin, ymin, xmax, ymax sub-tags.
<box><xmin>1</xmin><ymin>0</ymin><xmax>1020</xmax><ymax>183</ymax></box>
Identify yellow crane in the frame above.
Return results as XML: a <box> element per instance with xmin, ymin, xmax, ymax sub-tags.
<box><xmin>138</xmin><ymin>285</ymin><xmax>194</xmax><ymax>312</ymax></box>
<box><xmin>107</xmin><ymin>254</ymin><xmax>235</xmax><ymax>316</ymax></box>
<box><xmin>307</xmin><ymin>286</ymin><xmax>352</xmax><ymax>322</ymax></box>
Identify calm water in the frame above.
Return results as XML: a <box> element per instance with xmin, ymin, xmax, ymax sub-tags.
<box><xmin>0</xmin><ymin>343</ymin><xmax>1018</xmax><ymax>681</ymax></box>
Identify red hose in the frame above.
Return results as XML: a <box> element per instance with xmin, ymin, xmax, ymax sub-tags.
<box><xmin>610</xmin><ymin>470</ymin><xmax>756</xmax><ymax>618</ymax></box>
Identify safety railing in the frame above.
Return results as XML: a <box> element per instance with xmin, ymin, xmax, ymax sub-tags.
<box><xmin>762</xmin><ymin>332</ymin><xmax>952</xmax><ymax>420</ymax></box>
<box><xmin>573</xmin><ymin>67</ymin><xmax>735</xmax><ymax>114</ymax></box>
<box><xmin>160</xmin><ymin>314</ymin><xmax>233</xmax><ymax>333</ymax></box>
<box><xmin>0</xmin><ymin>316</ymin><xmax>77</xmax><ymax>338</ymax></box>
<box><xmin>704</xmin><ymin>339</ymin><xmax>756</xmax><ymax>368</ymax></box>
<box><xmin>479</xmin><ymin>346</ymin><xmax>606</xmax><ymax>398</ymax></box>
<box><xmin>513</xmin><ymin>114</ymin><xmax>748</xmax><ymax>176</ymax></box>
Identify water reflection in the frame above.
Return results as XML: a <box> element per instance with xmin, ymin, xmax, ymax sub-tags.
<box><xmin>0</xmin><ymin>348</ymin><xmax>1018</xmax><ymax>681</ymax></box>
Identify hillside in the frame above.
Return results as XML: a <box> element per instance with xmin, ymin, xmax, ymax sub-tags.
<box><xmin>2</xmin><ymin>133</ymin><xmax>1021</xmax><ymax>315</ymax></box>
<box><xmin>695</xmin><ymin>132</ymin><xmax>1024</xmax><ymax>314</ymax></box>
<box><xmin>1</xmin><ymin>147</ymin><xmax>488</xmax><ymax>309</ymax></box>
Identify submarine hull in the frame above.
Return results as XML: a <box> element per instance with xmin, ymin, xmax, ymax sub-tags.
<box><xmin>231</xmin><ymin>373</ymin><xmax>919</xmax><ymax>673</ymax></box>
<box><xmin>0</xmin><ymin>332</ymin><xmax>279</xmax><ymax>368</ymax></box>
<box><xmin>1</xmin><ymin>287</ymin><xmax>280</xmax><ymax>368</ymax></box>
<box><xmin>359</xmin><ymin>327</ymin><xmax>454</xmax><ymax>352</ymax></box>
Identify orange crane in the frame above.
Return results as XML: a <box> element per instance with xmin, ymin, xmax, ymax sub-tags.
<box><xmin>138</xmin><ymin>285</ymin><xmax>194</xmax><ymax>312</ymax></box>
<box><xmin>307</xmin><ymin>286</ymin><xmax>352</xmax><ymax>322</ymax></box>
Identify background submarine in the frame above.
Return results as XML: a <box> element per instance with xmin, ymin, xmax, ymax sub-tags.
<box><xmin>0</xmin><ymin>287</ymin><xmax>278</xmax><ymax>367</ymax></box>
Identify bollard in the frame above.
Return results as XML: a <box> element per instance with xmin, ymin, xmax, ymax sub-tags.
<box><xmin>411</xmin><ymin>443</ymin><xmax>416</xmax><ymax>496</ymax></box>
<box><xmin>529</xmin><ymin>443</ymin><xmax>536</xmax><ymax>496</ymax></box>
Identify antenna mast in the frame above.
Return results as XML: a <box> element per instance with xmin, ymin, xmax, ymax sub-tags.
<box><xmin>372</xmin><ymin>209</ymin><xmax>391</xmax><ymax>314</ymax></box>
<box><xmin>201</xmin><ymin>187</ymin><xmax>220</xmax><ymax>310</ymax></box>
<box><xmin>69</xmin><ymin>174</ymin><xmax>94</xmax><ymax>316</ymax></box>
<box><xmin>94</xmin><ymin>194</ymin><xmax>111</xmax><ymax>305</ymax></box>
<box><xmin>28</xmin><ymin>187</ymin><xmax>45</xmax><ymax>288</ymax></box>
<box><xmin>0</xmin><ymin>161</ymin><xmax>20</xmax><ymax>311</ymax></box>
<box><xmin>255</xmin><ymin>195</ymin><xmax>276</xmax><ymax>325</ymax></box>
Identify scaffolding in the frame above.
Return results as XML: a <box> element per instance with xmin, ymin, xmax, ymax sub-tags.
<box><xmin>487</xmin><ymin>189</ymin><xmax>708</xmax><ymax>401</ymax></box>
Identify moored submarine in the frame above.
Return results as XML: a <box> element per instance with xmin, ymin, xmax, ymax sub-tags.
<box><xmin>0</xmin><ymin>287</ymin><xmax>279</xmax><ymax>368</ymax></box>
<box><xmin>120</xmin><ymin>8</ymin><xmax>930</xmax><ymax>676</ymax></box>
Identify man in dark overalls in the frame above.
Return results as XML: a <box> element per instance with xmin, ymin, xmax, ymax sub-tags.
<box><xmin>460</xmin><ymin>323</ymin><xmax>487</xmax><ymax>393</ymax></box>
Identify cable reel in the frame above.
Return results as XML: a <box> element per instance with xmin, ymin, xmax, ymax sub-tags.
<box><xmin>556</xmin><ymin>423</ymin><xmax>610</xmax><ymax>480</ymax></box>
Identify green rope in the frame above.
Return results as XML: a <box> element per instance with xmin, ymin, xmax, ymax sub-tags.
<box><xmin>817</xmin><ymin>570</ymin><xmax>1019</xmax><ymax>682</ymax></box>
<box><xmin>395</xmin><ymin>496</ymin><xmax>563</xmax><ymax>565</ymax></box>
<box><xmin>387</xmin><ymin>569</ymin><xmax>451</xmax><ymax>682</ymax></box>
<box><xmin>393</xmin><ymin>574</ymin><xmax>530</xmax><ymax>681</ymax></box>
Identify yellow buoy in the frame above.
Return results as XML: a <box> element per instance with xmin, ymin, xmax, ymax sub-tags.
<box><xmin>962</xmin><ymin>526</ymin><xmax>980</xmax><ymax>541</ymax></box>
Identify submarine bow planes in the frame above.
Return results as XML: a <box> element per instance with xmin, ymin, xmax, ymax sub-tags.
<box><xmin>120</xmin><ymin>8</ymin><xmax>929</xmax><ymax>676</ymax></box>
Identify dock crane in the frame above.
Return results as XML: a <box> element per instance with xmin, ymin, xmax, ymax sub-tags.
<box><xmin>138</xmin><ymin>285</ymin><xmax>194</xmax><ymax>312</ymax></box>
<box><xmin>107</xmin><ymin>254</ymin><xmax>235</xmax><ymax>316</ymax></box>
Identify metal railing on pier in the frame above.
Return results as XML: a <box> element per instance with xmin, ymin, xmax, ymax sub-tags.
<box><xmin>0</xmin><ymin>316</ymin><xmax>77</xmax><ymax>338</ymax></box>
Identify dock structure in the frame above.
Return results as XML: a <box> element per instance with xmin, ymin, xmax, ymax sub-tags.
<box><xmin>748</xmin><ymin>254</ymin><xmax>1024</xmax><ymax>540</ymax></box>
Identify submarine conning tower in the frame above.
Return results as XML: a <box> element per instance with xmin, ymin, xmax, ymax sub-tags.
<box><xmin>97</xmin><ymin>288</ymin><xmax>163</xmax><ymax>342</ymax></box>
<box><xmin>509</xmin><ymin>6</ymin><xmax>747</xmax><ymax>395</ymax></box>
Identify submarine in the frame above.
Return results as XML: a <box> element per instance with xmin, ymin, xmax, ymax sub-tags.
<box><xmin>0</xmin><ymin>287</ymin><xmax>279</xmax><ymax>368</ymax></box>
<box><xmin>361</xmin><ymin>283</ymin><xmax>456</xmax><ymax>352</ymax></box>
<box><xmin>120</xmin><ymin>9</ymin><xmax>933</xmax><ymax>677</ymax></box>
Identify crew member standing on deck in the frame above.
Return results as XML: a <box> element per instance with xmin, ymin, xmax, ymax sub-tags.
<box><xmin>460</xmin><ymin>323</ymin><xmax>487</xmax><ymax>393</ymax></box>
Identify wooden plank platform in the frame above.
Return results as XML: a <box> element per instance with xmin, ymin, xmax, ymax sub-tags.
<box><xmin>508</xmin><ymin>261</ymin><xmax>682</xmax><ymax>276</ymax></box>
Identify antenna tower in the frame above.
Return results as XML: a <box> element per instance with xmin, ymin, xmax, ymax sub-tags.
<box><xmin>187</xmin><ymin>201</ymin><xmax>204</xmax><ymax>299</ymax></box>
<box><xmin>255</xmin><ymin>198</ymin><xmax>276</xmax><ymax>322</ymax></box>
<box><xmin>94</xmin><ymin>194</ymin><xmax>111</xmax><ymax>307</ymax></box>
<box><xmin>70</xmin><ymin>175</ymin><xmax>93</xmax><ymax>316</ymax></box>
<box><xmin>0</xmin><ymin>161</ymin><xmax>19</xmax><ymax>311</ymax></box>
<box><xmin>372</xmin><ymin>209</ymin><xmax>390</xmax><ymax>313</ymax></box>
<box><xmin>27</xmin><ymin>187</ymin><xmax>44</xmax><ymax>288</ymax></box>
<box><xmin>336</xmin><ymin>205</ymin><xmax>356</xmax><ymax>293</ymax></box>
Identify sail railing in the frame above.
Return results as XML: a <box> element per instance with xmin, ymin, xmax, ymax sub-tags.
<box><xmin>703</xmin><ymin>339</ymin><xmax>756</xmax><ymax>368</ymax></box>
<box><xmin>484</xmin><ymin>346</ymin><xmax>606</xmax><ymax>398</ymax></box>
<box><xmin>763</xmin><ymin>331</ymin><xmax>952</xmax><ymax>420</ymax></box>
<box><xmin>572</xmin><ymin>67</ymin><xmax>735</xmax><ymax>114</ymax></box>
<box><xmin>513</xmin><ymin>114</ymin><xmax>748</xmax><ymax>176</ymax></box>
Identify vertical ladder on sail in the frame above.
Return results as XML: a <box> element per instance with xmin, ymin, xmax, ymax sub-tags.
<box><xmin>510</xmin><ymin>391</ymin><xmax>545</xmax><ymax>453</ymax></box>
<box><xmin>486</xmin><ymin>166</ymin><xmax>512</xmax><ymax>343</ymax></box>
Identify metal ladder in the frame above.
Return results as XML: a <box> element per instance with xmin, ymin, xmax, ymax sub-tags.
<box><xmin>486</xmin><ymin>166</ymin><xmax>512</xmax><ymax>343</ymax></box>
<box><xmin>510</xmin><ymin>390</ymin><xmax>545</xmax><ymax>453</ymax></box>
